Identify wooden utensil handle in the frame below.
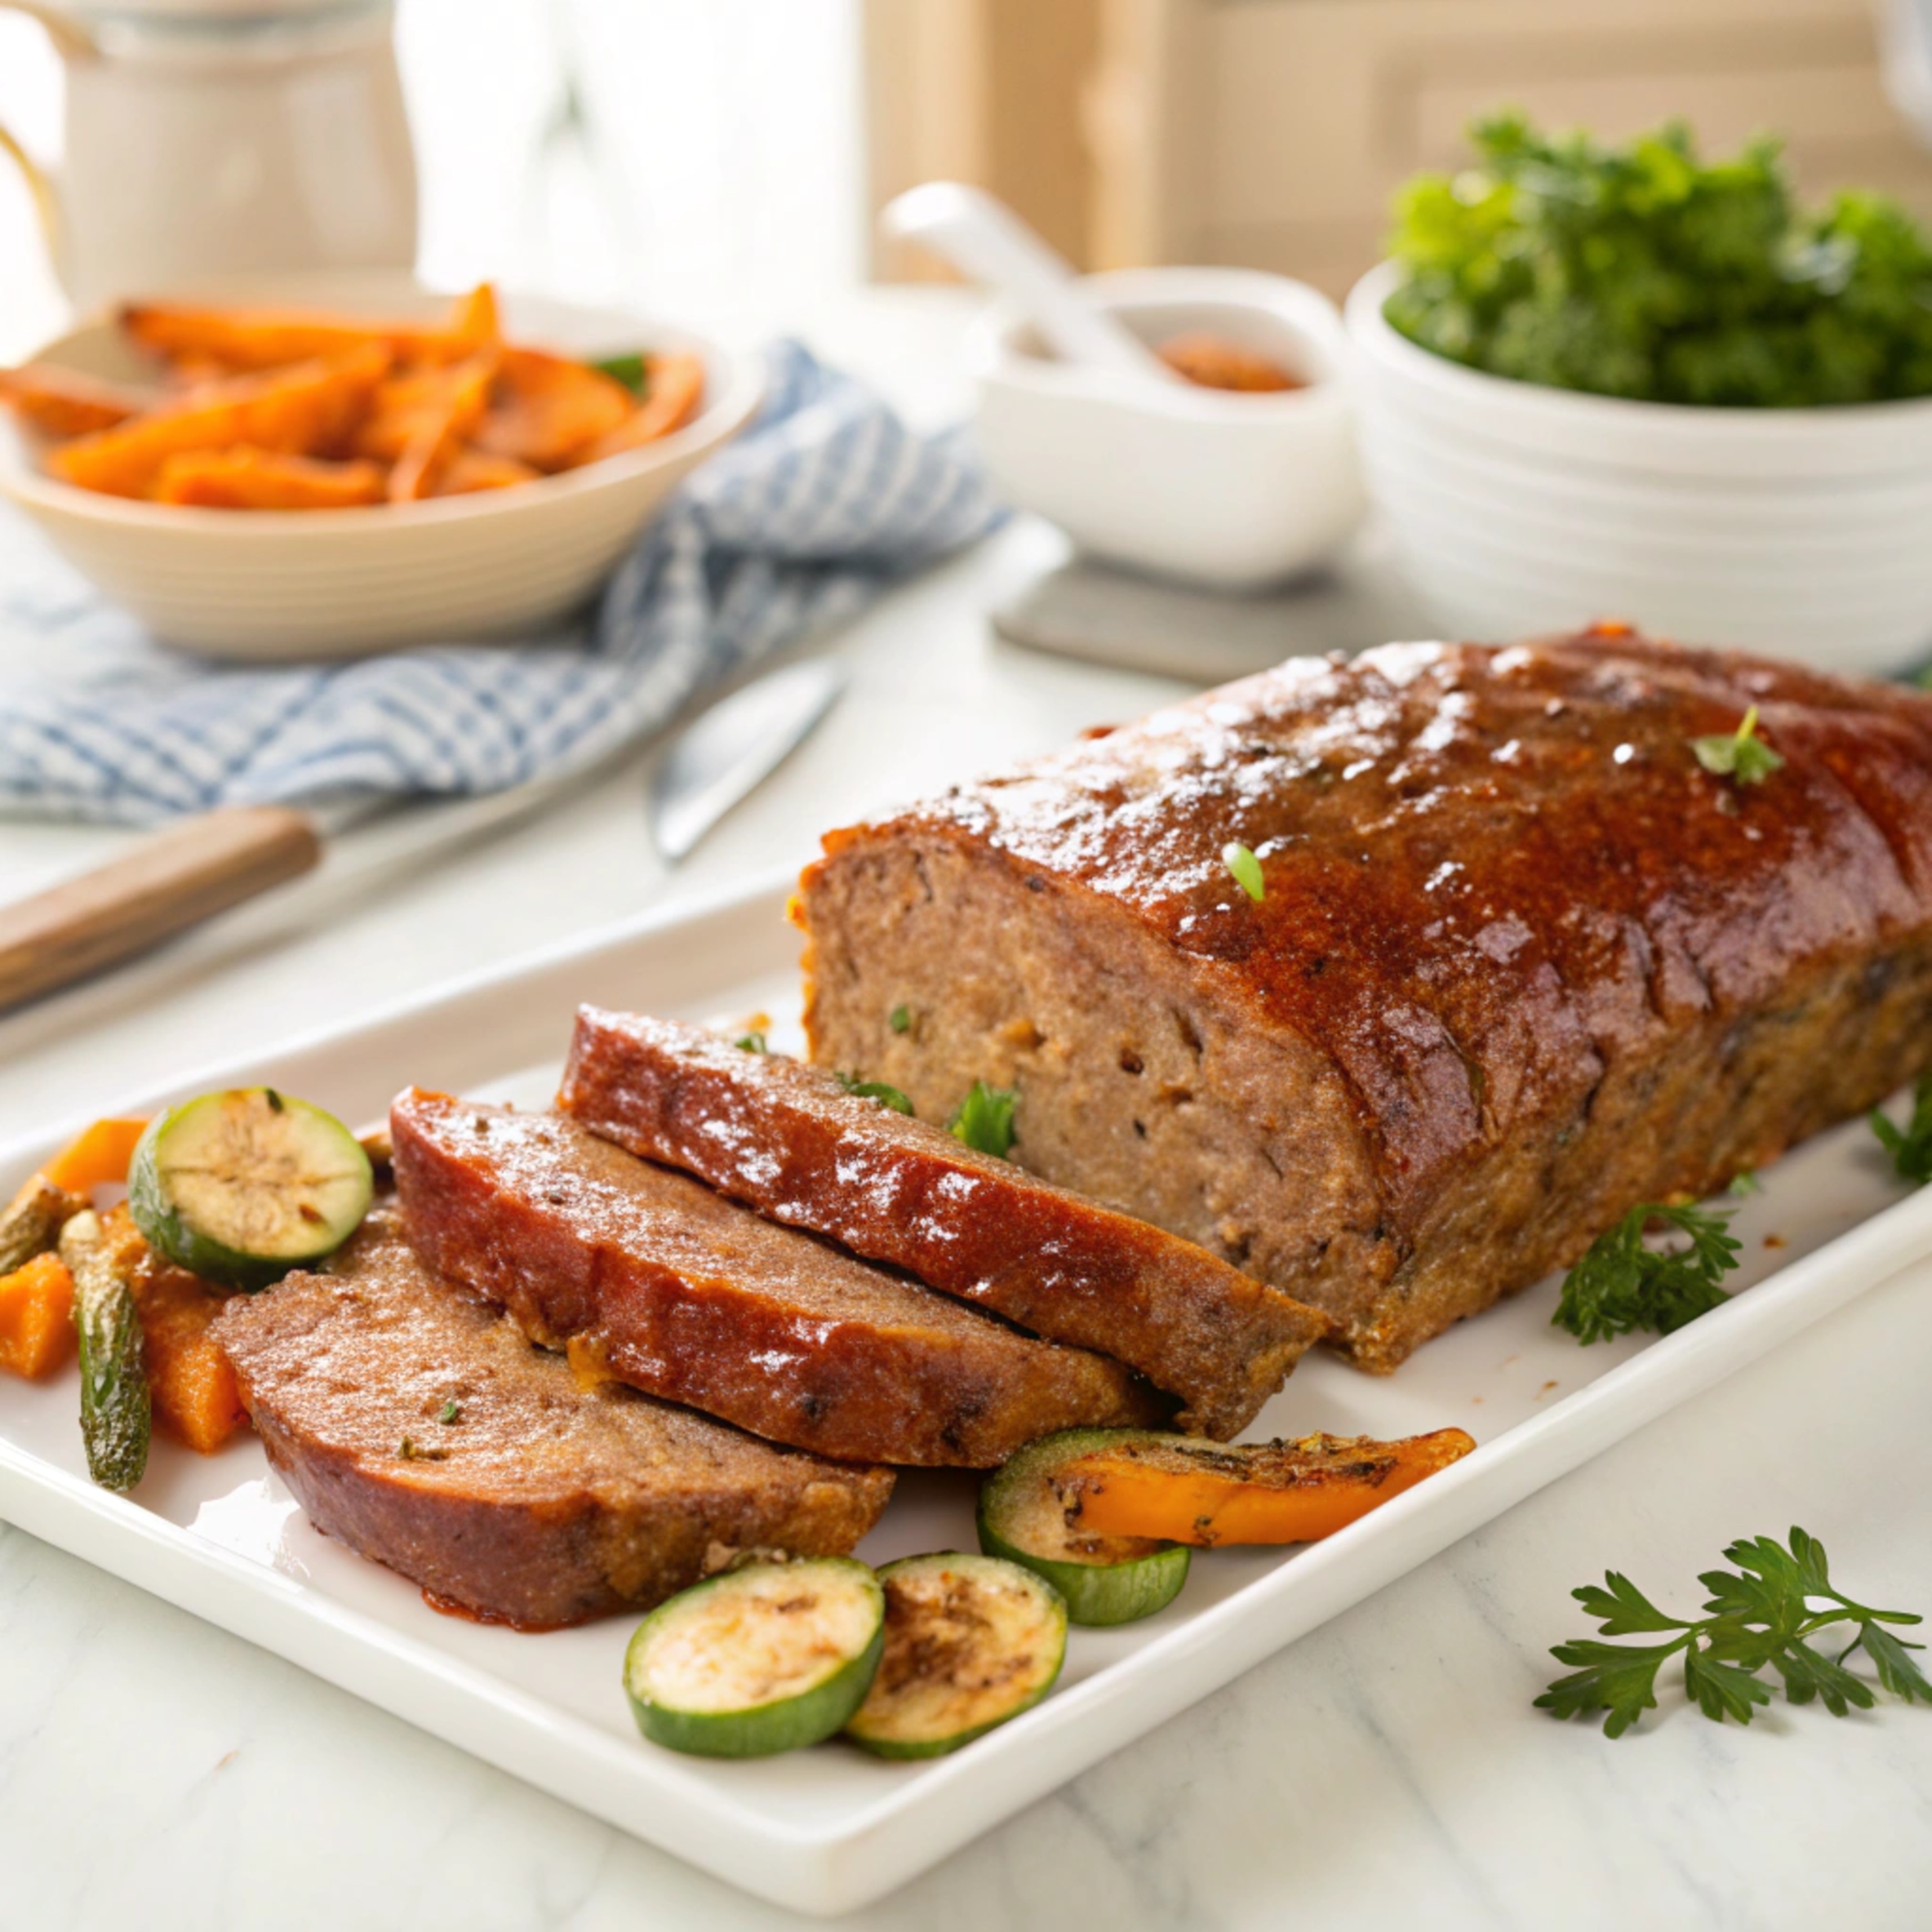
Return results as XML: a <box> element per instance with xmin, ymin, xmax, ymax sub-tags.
<box><xmin>0</xmin><ymin>805</ymin><xmax>322</xmax><ymax>1012</ymax></box>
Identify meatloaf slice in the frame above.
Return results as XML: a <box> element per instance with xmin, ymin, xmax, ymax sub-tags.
<box><xmin>797</xmin><ymin>629</ymin><xmax>1932</xmax><ymax>1372</ymax></box>
<box><xmin>558</xmin><ymin>1006</ymin><xmax>1330</xmax><ymax>1437</ymax></box>
<box><xmin>390</xmin><ymin>1090</ymin><xmax>1165</xmax><ymax>1465</ymax></box>
<box><xmin>211</xmin><ymin>1213</ymin><xmax>894</xmax><ymax>1628</ymax></box>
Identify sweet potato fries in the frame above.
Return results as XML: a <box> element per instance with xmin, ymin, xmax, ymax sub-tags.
<box><xmin>2</xmin><ymin>285</ymin><xmax>706</xmax><ymax>510</ymax></box>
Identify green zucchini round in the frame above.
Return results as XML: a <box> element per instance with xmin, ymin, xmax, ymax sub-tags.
<box><xmin>978</xmin><ymin>1428</ymin><xmax>1191</xmax><ymax>1626</ymax></box>
<box><xmin>127</xmin><ymin>1087</ymin><xmax>373</xmax><ymax>1290</ymax></box>
<box><xmin>624</xmin><ymin>1558</ymin><xmax>885</xmax><ymax>1758</ymax></box>
<box><xmin>844</xmin><ymin>1552</ymin><xmax>1066</xmax><ymax>1759</ymax></box>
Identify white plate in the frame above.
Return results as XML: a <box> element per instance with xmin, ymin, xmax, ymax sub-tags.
<box><xmin>2</xmin><ymin>875</ymin><xmax>1929</xmax><ymax>1915</ymax></box>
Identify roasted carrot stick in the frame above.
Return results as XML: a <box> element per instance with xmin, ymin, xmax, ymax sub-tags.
<box><xmin>1061</xmin><ymin>1428</ymin><xmax>1477</xmax><ymax>1548</ymax></box>
<box><xmin>42</xmin><ymin>1117</ymin><xmax>149</xmax><ymax>1194</ymax></box>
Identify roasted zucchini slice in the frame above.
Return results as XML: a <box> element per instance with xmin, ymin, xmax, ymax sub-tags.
<box><xmin>128</xmin><ymin>1088</ymin><xmax>372</xmax><ymax>1290</ymax></box>
<box><xmin>844</xmin><ymin>1552</ymin><xmax>1066</xmax><ymax>1759</ymax></box>
<box><xmin>624</xmin><ymin>1558</ymin><xmax>885</xmax><ymax>1758</ymax></box>
<box><xmin>979</xmin><ymin>1428</ymin><xmax>1191</xmax><ymax>1626</ymax></box>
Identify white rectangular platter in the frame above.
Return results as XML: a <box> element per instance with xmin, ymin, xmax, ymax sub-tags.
<box><xmin>3</xmin><ymin>874</ymin><xmax>1931</xmax><ymax>1916</ymax></box>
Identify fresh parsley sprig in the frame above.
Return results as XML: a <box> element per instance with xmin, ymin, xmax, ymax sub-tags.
<box><xmin>1537</xmin><ymin>1527</ymin><xmax>1930</xmax><ymax>1737</ymax></box>
<box><xmin>1553</xmin><ymin>1201</ymin><xmax>1740</xmax><ymax>1343</ymax></box>
<box><xmin>1221</xmin><ymin>842</ymin><xmax>1265</xmax><ymax>902</ymax></box>
<box><xmin>835</xmin><ymin>1072</ymin><xmax>914</xmax><ymax>1116</ymax></box>
<box><xmin>949</xmin><ymin>1080</ymin><xmax>1018</xmax><ymax>1158</ymax></box>
<box><xmin>1871</xmin><ymin>1074</ymin><xmax>1932</xmax><ymax>1184</ymax></box>
<box><xmin>1691</xmin><ymin>704</ymin><xmax>1783</xmax><ymax>785</ymax></box>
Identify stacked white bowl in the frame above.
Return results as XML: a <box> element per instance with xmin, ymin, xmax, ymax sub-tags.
<box><xmin>1345</xmin><ymin>260</ymin><xmax>1932</xmax><ymax>675</ymax></box>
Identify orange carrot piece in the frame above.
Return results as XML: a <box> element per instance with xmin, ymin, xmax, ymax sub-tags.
<box><xmin>47</xmin><ymin>347</ymin><xmax>390</xmax><ymax>498</ymax></box>
<box><xmin>566</xmin><ymin>351</ymin><xmax>706</xmax><ymax>467</ymax></box>
<box><xmin>131</xmin><ymin>1255</ymin><xmax>246</xmax><ymax>1455</ymax></box>
<box><xmin>42</xmin><ymin>1117</ymin><xmax>149</xmax><ymax>1193</ymax></box>
<box><xmin>1063</xmin><ymin>1428</ymin><xmax>1477</xmax><ymax>1548</ymax></box>
<box><xmin>0</xmin><ymin>1253</ymin><xmax>75</xmax><ymax>1379</ymax></box>
<box><xmin>476</xmin><ymin>347</ymin><xmax>635</xmax><ymax>471</ymax></box>
<box><xmin>152</xmin><ymin>447</ymin><xmax>388</xmax><ymax>509</ymax></box>
<box><xmin>0</xmin><ymin>363</ymin><xmax>144</xmax><ymax>437</ymax></box>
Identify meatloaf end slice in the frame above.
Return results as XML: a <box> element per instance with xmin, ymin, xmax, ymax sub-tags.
<box><xmin>797</xmin><ymin>631</ymin><xmax>1932</xmax><ymax>1371</ymax></box>
<box><xmin>389</xmin><ymin>1090</ymin><xmax>1166</xmax><ymax>1466</ymax></box>
<box><xmin>211</xmin><ymin>1213</ymin><xmax>895</xmax><ymax>1628</ymax></box>
<box><xmin>558</xmin><ymin>1006</ymin><xmax>1329</xmax><ymax>1437</ymax></box>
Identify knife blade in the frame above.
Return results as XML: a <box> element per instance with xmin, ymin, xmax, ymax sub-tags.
<box><xmin>650</xmin><ymin>659</ymin><xmax>849</xmax><ymax>862</ymax></box>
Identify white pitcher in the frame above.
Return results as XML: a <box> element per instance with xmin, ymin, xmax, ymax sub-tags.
<box><xmin>0</xmin><ymin>0</ymin><xmax>418</xmax><ymax>312</ymax></box>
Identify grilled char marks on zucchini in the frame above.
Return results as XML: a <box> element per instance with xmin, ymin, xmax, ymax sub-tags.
<box><xmin>845</xmin><ymin>1552</ymin><xmax>1066</xmax><ymax>1758</ymax></box>
<box><xmin>979</xmin><ymin>1428</ymin><xmax>1190</xmax><ymax>1625</ymax></box>
<box><xmin>130</xmin><ymin>1088</ymin><xmax>372</xmax><ymax>1290</ymax></box>
<box><xmin>624</xmin><ymin>1558</ymin><xmax>885</xmax><ymax>1758</ymax></box>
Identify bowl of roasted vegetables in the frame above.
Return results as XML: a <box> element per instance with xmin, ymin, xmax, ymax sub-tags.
<box><xmin>1344</xmin><ymin>114</ymin><xmax>1932</xmax><ymax>673</ymax></box>
<box><xmin>0</xmin><ymin>273</ymin><xmax>762</xmax><ymax>660</ymax></box>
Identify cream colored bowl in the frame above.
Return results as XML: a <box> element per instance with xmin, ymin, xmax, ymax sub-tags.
<box><xmin>0</xmin><ymin>273</ymin><xmax>763</xmax><ymax>661</ymax></box>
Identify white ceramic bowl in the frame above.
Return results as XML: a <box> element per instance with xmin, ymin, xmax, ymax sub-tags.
<box><xmin>0</xmin><ymin>272</ymin><xmax>763</xmax><ymax>661</ymax></box>
<box><xmin>970</xmin><ymin>267</ymin><xmax>1366</xmax><ymax>590</ymax></box>
<box><xmin>1344</xmin><ymin>260</ymin><xmax>1932</xmax><ymax>673</ymax></box>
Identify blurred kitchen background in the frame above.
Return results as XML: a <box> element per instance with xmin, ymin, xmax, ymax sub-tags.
<box><xmin>11</xmin><ymin>0</ymin><xmax>1932</xmax><ymax>359</ymax></box>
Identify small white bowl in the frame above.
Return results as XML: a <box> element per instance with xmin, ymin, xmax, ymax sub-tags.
<box><xmin>970</xmin><ymin>266</ymin><xmax>1366</xmax><ymax>590</ymax></box>
<box><xmin>0</xmin><ymin>272</ymin><xmax>763</xmax><ymax>661</ymax></box>
<box><xmin>1345</xmin><ymin>260</ymin><xmax>1932</xmax><ymax>673</ymax></box>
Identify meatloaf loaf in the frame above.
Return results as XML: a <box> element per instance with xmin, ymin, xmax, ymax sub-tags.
<box><xmin>558</xmin><ymin>1006</ymin><xmax>1330</xmax><ymax>1437</ymax></box>
<box><xmin>212</xmin><ymin>1214</ymin><xmax>894</xmax><ymax>1628</ymax></box>
<box><xmin>390</xmin><ymin>1090</ymin><xmax>1166</xmax><ymax>1464</ymax></box>
<box><xmin>797</xmin><ymin>628</ymin><xmax>1932</xmax><ymax>1370</ymax></box>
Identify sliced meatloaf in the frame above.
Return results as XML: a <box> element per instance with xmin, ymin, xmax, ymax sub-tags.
<box><xmin>212</xmin><ymin>1213</ymin><xmax>894</xmax><ymax>1628</ymax></box>
<box><xmin>558</xmin><ymin>1006</ymin><xmax>1330</xmax><ymax>1437</ymax></box>
<box><xmin>390</xmin><ymin>1090</ymin><xmax>1166</xmax><ymax>1465</ymax></box>
<box><xmin>797</xmin><ymin>628</ymin><xmax>1932</xmax><ymax>1371</ymax></box>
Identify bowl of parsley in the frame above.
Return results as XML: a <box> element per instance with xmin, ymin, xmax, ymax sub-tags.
<box><xmin>1345</xmin><ymin>113</ymin><xmax>1932</xmax><ymax>672</ymax></box>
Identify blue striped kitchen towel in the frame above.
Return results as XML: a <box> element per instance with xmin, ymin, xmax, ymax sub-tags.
<box><xmin>0</xmin><ymin>340</ymin><xmax>1003</xmax><ymax>826</ymax></box>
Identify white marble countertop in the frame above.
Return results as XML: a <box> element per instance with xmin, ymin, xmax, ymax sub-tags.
<box><xmin>3</xmin><ymin>300</ymin><xmax>1931</xmax><ymax>1932</ymax></box>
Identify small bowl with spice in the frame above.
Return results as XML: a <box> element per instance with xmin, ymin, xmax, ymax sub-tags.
<box><xmin>970</xmin><ymin>266</ymin><xmax>1366</xmax><ymax>590</ymax></box>
<box><xmin>1346</xmin><ymin>116</ymin><xmax>1932</xmax><ymax>674</ymax></box>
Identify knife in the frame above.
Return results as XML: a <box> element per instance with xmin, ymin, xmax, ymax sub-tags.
<box><xmin>650</xmin><ymin>658</ymin><xmax>849</xmax><ymax>862</ymax></box>
<box><xmin>0</xmin><ymin>655</ymin><xmax>851</xmax><ymax>1013</ymax></box>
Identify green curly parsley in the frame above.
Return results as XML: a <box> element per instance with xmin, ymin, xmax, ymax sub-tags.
<box><xmin>1221</xmin><ymin>842</ymin><xmax>1265</xmax><ymax>903</ymax></box>
<box><xmin>1537</xmin><ymin>1527</ymin><xmax>1930</xmax><ymax>1738</ymax></box>
<box><xmin>1384</xmin><ymin>113</ymin><xmax>1932</xmax><ymax>406</ymax></box>
<box><xmin>835</xmin><ymin>1072</ymin><xmax>914</xmax><ymax>1116</ymax></box>
<box><xmin>1872</xmin><ymin>1075</ymin><xmax>1932</xmax><ymax>1184</ymax></box>
<box><xmin>1553</xmin><ymin>1200</ymin><xmax>1741</xmax><ymax>1343</ymax></box>
<box><xmin>1691</xmin><ymin>705</ymin><xmax>1784</xmax><ymax>784</ymax></box>
<box><xmin>948</xmin><ymin>1080</ymin><xmax>1018</xmax><ymax>1158</ymax></box>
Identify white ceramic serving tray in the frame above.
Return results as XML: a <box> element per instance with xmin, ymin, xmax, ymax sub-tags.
<box><xmin>4</xmin><ymin>876</ymin><xmax>1931</xmax><ymax>1916</ymax></box>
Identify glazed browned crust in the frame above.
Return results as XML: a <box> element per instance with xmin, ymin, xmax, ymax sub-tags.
<box><xmin>389</xmin><ymin>1090</ymin><xmax>1166</xmax><ymax>1465</ymax></box>
<box><xmin>799</xmin><ymin>630</ymin><xmax>1932</xmax><ymax>1370</ymax></box>
<box><xmin>211</xmin><ymin>1214</ymin><xmax>894</xmax><ymax>1628</ymax></box>
<box><xmin>558</xmin><ymin>1006</ymin><xmax>1329</xmax><ymax>1437</ymax></box>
